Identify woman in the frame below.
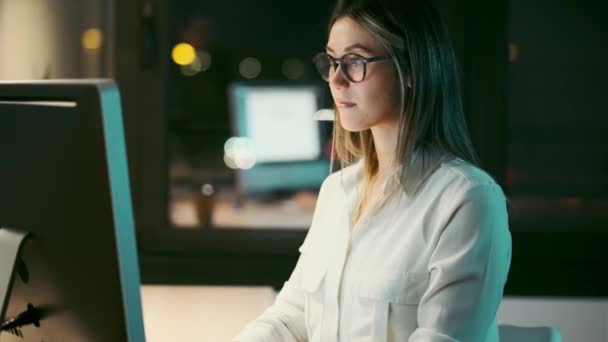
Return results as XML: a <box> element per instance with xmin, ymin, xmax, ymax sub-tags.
<box><xmin>234</xmin><ymin>0</ymin><xmax>511</xmax><ymax>341</ymax></box>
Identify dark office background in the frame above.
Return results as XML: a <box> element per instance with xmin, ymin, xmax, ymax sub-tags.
<box><xmin>116</xmin><ymin>0</ymin><xmax>608</xmax><ymax>296</ymax></box>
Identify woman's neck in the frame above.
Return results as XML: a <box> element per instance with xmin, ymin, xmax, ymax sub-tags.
<box><xmin>370</xmin><ymin>123</ymin><xmax>399</xmax><ymax>179</ymax></box>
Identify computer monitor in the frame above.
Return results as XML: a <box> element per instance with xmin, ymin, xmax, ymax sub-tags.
<box><xmin>228</xmin><ymin>81</ymin><xmax>331</xmax><ymax>195</ymax></box>
<box><xmin>0</xmin><ymin>80</ymin><xmax>145</xmax><ymax>341</ymax></box>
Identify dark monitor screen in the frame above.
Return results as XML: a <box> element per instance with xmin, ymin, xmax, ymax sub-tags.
<box><xmin>0</xmin><ymin>80</ymin><xmax>145</xmax><ymax>341</ymax></box>
<box><xmin>227</xmin><ymin>81</ymin><xmax>331</xmax><ymax>195</ymax></box>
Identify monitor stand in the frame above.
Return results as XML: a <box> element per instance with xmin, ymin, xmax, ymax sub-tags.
<box><xmin>0</xmin><ymin>227</ymin><xmax>29</xmax><ymax>321</ymax></box>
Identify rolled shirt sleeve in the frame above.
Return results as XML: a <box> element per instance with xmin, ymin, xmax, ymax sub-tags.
<box><xmin>410</xmin><ymin>182</ymin><xmax>512</xmax><ymax>342</ymax></box>
<box><xmin>232</xmin><ymin>258</ymin><xmax>309</xmax><ymax>342</ymax></box>
<box><xmin>233</xmin><ymin>177</ymin><xmax>334</xmax><ymax>342</ymax></box>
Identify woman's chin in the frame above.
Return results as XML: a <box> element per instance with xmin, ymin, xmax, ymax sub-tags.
<box><xmin>340</xmin><ymin>124</ymin><xmax>367</xmax><ymax>132</ymax></box>
<box><xmin>339</xmin><ymin>113</ymin><xmax>368</xmax><ymax>132</ymax></box>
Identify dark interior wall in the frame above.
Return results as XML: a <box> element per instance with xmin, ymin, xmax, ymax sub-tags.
<box><xmin>434</xmin><ymin>0</ymin><xmax>509</xmax><ymax>184</ymax></box>
<box><xmin>503</xmin><ymin>0</ymin><xmax>608</xmax><ymax>296</ymax></box>
<box><xmin>114</xmin><ymin>0</ymin><xmax>170</xmax><ymax>233</ymax></box>
<box><xmin>508</xmin><ymin>0</ymin><xmax>608</xmax><ymax>197</ymax></box>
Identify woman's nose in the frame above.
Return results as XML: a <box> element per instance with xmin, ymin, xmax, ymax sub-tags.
<box><xmin>329</xmin><ymin>64</ymin><xmax>349</xmax><ymax>88</ymax></box>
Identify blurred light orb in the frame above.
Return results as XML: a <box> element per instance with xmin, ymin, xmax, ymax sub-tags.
<box><xmin>172</xmin><ymin>43</ymin><xmax>196</xmax><ymax>65</ymax></box>
<box><xmin>180</xmin><ymin>56</ymin><xmax>202</xmax><ymax>76</ymax></box>
<box><xmin>239</xmin><ymin>57</ymin><xmax>262</xmax><ymax>79</ymax></box>
<box><xmin>179</xmin><ymin>51</ymin><xmax>212</xmax><ymax>76</ymax></box>
<box><xmin>224</xmin><ymin>137</ymin><xmax>240</xmax><ymax>159</ymax></box>
<box><xmin>282</xmin><ymin>58</ymin><xmax>305</xmax><ymax>79</ymax></box>
<box><xmin>223</xmin><ymin>137</ymin><xmax>257</xmax><ymax>169</ymax></box>
<box><xmin>201</xmin><ymin>183</ymin><xmax>215</xmax><ymax>196</ymax></box>
<box><xmin>197</xmin><ymin>50</ymin><xmax>212</xmax><ymax>72</ymax></box>
<box><xmin>82</xmin><ymin>28</ymin><xmax>104</xmax><ymax>50</ymax></box>
<box><xmin>223</xmin><ymin>154</ymin><xmax>239</xmax><ymax>170</ymax></box>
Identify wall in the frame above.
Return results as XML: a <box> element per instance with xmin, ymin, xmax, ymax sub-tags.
<box><xmin>0</xmin><ymin>0</ymin><xmax>109</xmax><ymax>79</ymax></box>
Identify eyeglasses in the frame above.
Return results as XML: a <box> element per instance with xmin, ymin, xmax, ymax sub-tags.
<box><xmin>312</xmin><ymin>52</ymin><xmax>392</xmax><ymax>83</ymax></box>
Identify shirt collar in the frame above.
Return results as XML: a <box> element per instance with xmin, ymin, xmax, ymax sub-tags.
<box><xmin>390</xmin><ymin>146</ymin><xmax>449</xmax><ymax>197</ymax></box>
<box><xmin>338</xmin><ymin>146</ymin><xmax>450</xmax><ymax>198</ymax></box>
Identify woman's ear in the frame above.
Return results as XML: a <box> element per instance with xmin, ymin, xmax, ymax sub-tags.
<box><xmin>406</xmin><ymin>76</ymin><xmax>412</xmax><ymax>88</ymax></box>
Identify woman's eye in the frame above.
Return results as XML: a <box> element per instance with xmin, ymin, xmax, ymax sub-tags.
<box><xmin>346</xmin><ymin>57</ymin><xmax>363</xmax><ymax>65</ymax></box>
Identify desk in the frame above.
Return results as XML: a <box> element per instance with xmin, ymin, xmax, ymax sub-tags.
<box><xmin>141</xmin><ymin>285</ymin><xmax>276</xmax><ymax>342</ymax></box>
<box><xmin>141</xmin><ymin>286</ymin><xmax>608</xmax><ymax>342</ymax></box>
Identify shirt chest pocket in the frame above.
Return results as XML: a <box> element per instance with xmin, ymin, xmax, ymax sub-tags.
<box><xmin>354</xmin><ymin>270</ymin><xmax>429</xmax><ymax>342</ymax></box>
<box><xmin>299</xmin><ymin>254</ymin><xmax>327</xmax><ymax>341</ymax></box>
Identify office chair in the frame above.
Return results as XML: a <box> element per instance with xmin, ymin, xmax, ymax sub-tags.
<box><xmin>499</xmin><ymin>324</ymin><xmax>562</xmax><ymax>342</ymax></box>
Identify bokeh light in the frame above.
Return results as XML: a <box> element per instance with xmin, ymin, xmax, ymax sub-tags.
<box><xmin>82</xmin><ymin>28</ymin><xmax>104</xmax><ymax>50</ymax></box>
<box><xmin>224</xmin><ymin>137</ymin><xmax>257</xmax><ymax>170</ymax></box>
<box><xmin>282</xmin><ymin>58</ymin><xmax>305</xmax><ymax>79</ymax></box>
<box><xmin>180</xmin><ymin>50</ymin><xmax>213</xmax><ymax>76</ymax></box>
<box><xmin>239</xmin><ymin>57</ymin><xmax>262</xmax><ymax>79</ymax></box>
<box><xmin>172</xmin><ymin>43</ymin><xmax>196</xmax><ymax>65</ymax></box>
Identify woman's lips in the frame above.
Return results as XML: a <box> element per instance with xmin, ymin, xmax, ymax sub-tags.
<box><xmin>336</xmin><ymin>100</ymin><xmax>356</xmax><ymax>108</ymax></box>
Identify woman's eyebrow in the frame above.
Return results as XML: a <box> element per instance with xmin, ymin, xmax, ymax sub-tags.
<box><xmin>326</xmin><ymin>43</ymin><xmax>374</xmax><ymax>54</ymax></box>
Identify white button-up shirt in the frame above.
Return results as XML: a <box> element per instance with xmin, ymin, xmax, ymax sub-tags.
<box><xmin>234</xmin><ymin>149</ymin><xmax>512</xmax><ymax>342</ymax></box>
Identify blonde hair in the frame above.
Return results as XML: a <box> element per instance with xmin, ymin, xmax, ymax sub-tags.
<box><xmin>328</xmin><ymin>0</ymin><xmax>480</xmax><ymax>226</ymax></box>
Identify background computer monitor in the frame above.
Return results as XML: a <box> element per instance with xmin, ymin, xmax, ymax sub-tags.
<box><xmin>0</xmin><ymin>80</ymin><xmax>145</xmax><ymax>341</ymax></box>
<box><xmin>228</xmin><ymin>81</ymin><xmax>331</xmax><ymax>196</ymax></box>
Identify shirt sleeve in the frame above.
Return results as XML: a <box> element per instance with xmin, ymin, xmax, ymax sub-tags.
<box><xmin>409</xmin><ymin>182</ymin><xmax>512</xmax><ymax>342</ymax></box>
<box><xmin>233</xmin><ymin>176</ymin><xmax>334</xmax><ymax>342</ymax></box>
<box><xmin>231</xmin><ymin>261</ymin><xmax>309</xmax><ymax>342</ymax></box>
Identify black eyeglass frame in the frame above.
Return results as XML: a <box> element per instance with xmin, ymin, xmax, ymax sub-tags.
<box><xmin>312</xmin><ymin>52</ymin><xmax>393</xmax><ymax>83</ymax></box>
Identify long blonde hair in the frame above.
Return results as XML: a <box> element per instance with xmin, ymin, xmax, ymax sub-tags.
<box><xmin>328</xmin><ymin>0</ymin><xmax>480</xmax><ymax>225</ymax></box>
